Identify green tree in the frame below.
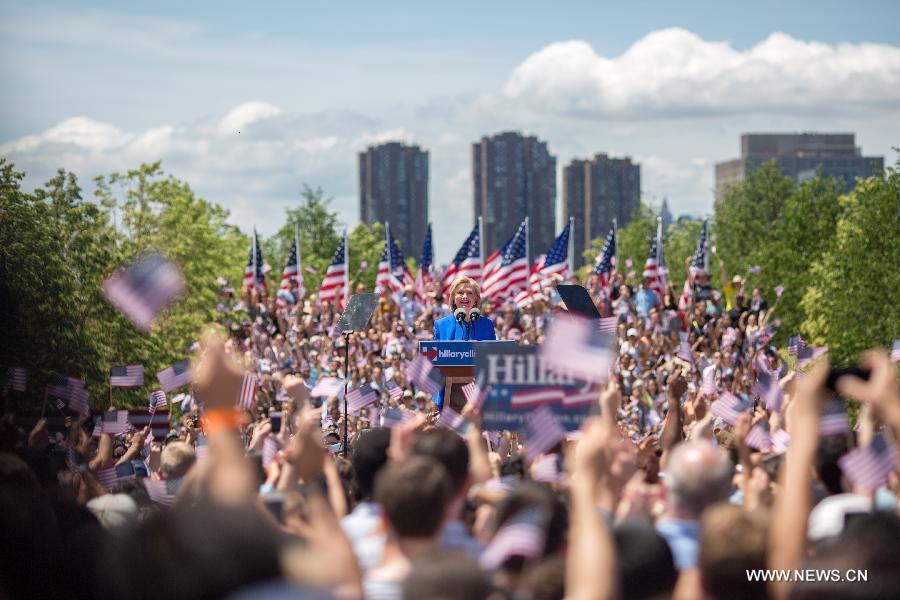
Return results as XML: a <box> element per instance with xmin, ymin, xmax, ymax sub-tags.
<box><xmin>663</xmin><ymin>218</ymin><xmax>705</xmax><ymax>288</ymax></box>
<box><xmin>348</xmin><ymin>222</ymin><xmax>388</xmax><ymax>292</ymax></box>
<box><xmin>581</xmin><ymin>203</ymin><xmax>657</xmax><ymax>279</ymax></box>
<box><xmin>801</xmin><ymin>162</ymin><xmax>900</xmax><ymax>365</ymax></box>
<box><xmin>264</xmin><ymin>185</ymin><xmax>342</xmax><ymax>293</ymax></box>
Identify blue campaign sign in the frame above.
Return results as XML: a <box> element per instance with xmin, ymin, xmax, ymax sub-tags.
<box><xmin>418</xmin><ymin>340</ymin><xmax>517</xmax><ymax>367</ymax></box>
<box><xmin>475</xmin><ymin>344</ymin><xmax>598</xmax><ymax>432</ymax></box>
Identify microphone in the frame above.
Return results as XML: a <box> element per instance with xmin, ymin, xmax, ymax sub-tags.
<box><xmin>468</xmin><ymin>308</ymin><xmax>481</xmax><ymax>323</ymax></box>
<box><xmin>454</xmin><ymin>308</ymin><xmax>467</xmax><ymax>323</ymax></box>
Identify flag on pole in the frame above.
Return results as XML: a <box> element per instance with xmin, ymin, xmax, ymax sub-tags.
<box><xmin>262</xmin><ymin>435</ymin><xmax>281</xmax><ymax>469</ymax></box>
<box><xmin>144</xmin><ymin>478</ymin><xmax>180</xmax><ymax>506</ymax></box>
<box><xmin>787</xmin><ymin>335</ymin><xmax>806</xmax><ymax>356</ymax></box>
<box><xmin>771</xmin><ymin>429</ymin><xmax>791</xmax><ymax>454</ymax></box>
<box><xmin>482</xmin><ymin>219</ymin><xmax>529</xmax><ymax>301</ymax></box>
<box><xmin>149</xmin><ymin>390</ymin><xmax>167</xmax><ymax>415</ymax></box>
<box><xmin>281</xmin><ymin>229</ymin><xmax>304</xmax><ymax>296</ymax></box>
<box><xmin>592</xmin><ymin>228</ymin><xmax>617</xmax><ymax>286</ymax></box>
<box><xmin>753</xmin><ymin>356</ymin><xmax>784</xmax><ymax>412</ymax></box>
<box><xmin>436</xmin><ymin>406</ymin><xmax>470</xmax><ymax>438</ymax></box>
<box><xmin>242</xmin><ymin>229</ymin><xmax>266</xmax><ymax>291</ymax></box>
<box><xmin>385</xmin><ymin>379</ymin><xmax>404</xmax><ymax>402</ymax></box>
<box><xmin>4</xmin><ymin>367</ymin><xmax>27</xmax><ymax>393</ymax></box>
<box><xmin>838</xmin><ymin>434</ymin><xmax>898</xmax><ymax>491</ymax></box>
<box><xmin>109</xmin><ymin>365</ymin><xmax>144</xmax><ymax>388</ymax></box>
<box><xmin>416</xmin><ymin>223</ymin><xmax>435</xmax><ymax>297</ymax></box>
<box><xmin>689</xmin><ymin>220</ymin><xmax>709</xmax><ymax>276</ymax></box>
<box><xmin>381</xmin><ymin>407</ymin><xmax>416</xmax><ymax>428</ymax></box>
<box><xmin>533</xmin><ymin>223</ymin><xmax>571</xmax><ymax>288</ymax></box>
<box><xmin>238</xmin><ymin>373</ymin><xmax>258</xmax><ymax>411</ymax></box>
<box><xmin>376</xmin><ymin>225</ymin><xmax>415</xmax><ymax>294</ymax></box>
<box><xmin>441</xmin><ymin>223</ymin><xmax>482</xmax><ymax>293</ymax></box>
<box><xmin>462</xmin><ymin>380</ymin><xmax>487</xmax><ymax>409</ymax></box>
<box><xmin>819</xmin><ymin>398</ymin><xmax>850</xmax><ymax>436</ymax></box>
<box><xmin>642</xmin><ymin>219</ymin><xmax>667</xmax><ymax>298</ymax></box>
<box><xmin>540</xmin><ymin>314</ymin><xmax>615</xmax><ymax>384</ymax></box>
<box><xmin>318</xmin><ymin>232</ymin><xmax>348</xmax><ymax>310</ymax></box>
<box><xmin>94</xmin><ymin>410</ymin><xmax>130</xmax><ymax>436</ymax></box>
<box><xmin>156</xmin><ymin>360</ymin><xmax>192</xmax><ymax>393</ymax></box>
<box><xmin>103</xmin><ymin>254</ymin><xmax>186</xmax><ymax>332</ymax></box>
<box><xmin>405</xmin><ymin>355</ymin><xmax>444</xmax><ymax>396</ymax></box>
<box><xmin>744</xmin><ymin>420</ymin><xmax>772</xmax><ymax>452</ymax></box>
<box><xmin>796</xmin><ymin>346</ymin><xmax>828</xmax><ymax>368</ymax></box>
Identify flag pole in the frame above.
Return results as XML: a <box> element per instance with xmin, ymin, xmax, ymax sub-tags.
<box><xmin>478</xmin><ymin>216</ymin><xmax>484</xmax><ymax>285</ymax></box>
<box><xmin>343</xmin><ymin>229</ymin><xmax>349</xmax><ymax>310</ymax></box>
<box><xmin>612</xmin><ymin>217</ymin><xmax>618</xmax><ymax>270</ymax></box>
<box><xmin>567</xmin><ymin>216</ymin><xmax>574</xmax><ymax>280</ymax></box>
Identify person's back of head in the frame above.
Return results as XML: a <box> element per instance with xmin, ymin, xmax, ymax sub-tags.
<box><xmin>159</xmin><ymin>441</ymin><xmax>195</xmax><ymax>480</ymax></box>
<box><xmin>411</xmin><ymin>429</ymin><xmax>469</xmax><ymax>497</ymax></box>
<box><xmin>663</xmin><ymin>440</ymin><xmax>733</xmax><ymax>519</ymax></box>
<box><xmin>403</xmin><ymin>551</ymin><xmax>494</xmax><ymax>600</ymax></box>
<box><xmin>350</xmin><ymin>427</ymin><xmax>391</xmax><ymax>501</ymax></box>
<box><xmin>374</xmin><ymin>456</ymin><xmax>452</xmax><ymax>539</ymax></box>
<box><xmin>492</xmin><ymin>481</ymin><xmax>568</xmax><ymax>558</ymax></box>
<box><xmin>613</xmin><ymin>519</ymin><xmax>678</xmax><ymax>600</ymax></box>
<box><xmin>793</xmin><ymin>512</ymin><xmax>900</xmax><ymax>600</ymax></box>
<box><xmin>699</xmin><ymin>505</ymin><xmax>769</xmax><ymax>600</ymax></box>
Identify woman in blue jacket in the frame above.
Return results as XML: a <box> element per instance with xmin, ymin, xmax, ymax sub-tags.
<box><xmin>432</xmin><ymin>276</ymin><xmax>495</xmax><ymax>409</ymax></box>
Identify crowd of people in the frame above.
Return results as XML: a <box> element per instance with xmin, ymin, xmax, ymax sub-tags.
<box><xmin>2</xmin><ymin>255</ymin><xmax>900</xmax><ymax>600</ymax></box>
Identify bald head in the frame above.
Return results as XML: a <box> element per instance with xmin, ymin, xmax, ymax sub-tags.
<box><xmin>664</xmin><ymin>441</ymin><xmax>732</xmax><ymax>519</ymax></box>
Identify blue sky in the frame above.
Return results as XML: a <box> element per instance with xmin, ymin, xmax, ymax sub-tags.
<box><xmin>2</xmin><ymin>0</ymin><xmax>899</xmax><ymax>259</ymax></box>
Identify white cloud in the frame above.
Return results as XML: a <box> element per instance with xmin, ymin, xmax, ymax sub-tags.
<box><xmin>218</xmin><ymin>102</ymin><xmax>284</xmax><ymax>134</ymax></box>
<box><xmin>503</xmin><ymin>28</ymin><xmax>900</xmax><ymax>117</ymax></box>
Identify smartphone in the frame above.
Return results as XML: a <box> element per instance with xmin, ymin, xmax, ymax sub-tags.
<box><xmin>131</xmin><ymin>460</ymin><xmax>149</xmax><ymax>478</ymax></box>
<box><xmin>115</xmin><ymin>462</ymin><xmax>136</xmax><ymax>480</ymax></box>
<box><xmin>270</xmin><ymin>411</ymin><xmax>283</xmax><ymax>434</ymax></box>
<box><xmin>825</xmin><ymin>367</ymin><xmax>870</xmax><ymax>393</ymax></box>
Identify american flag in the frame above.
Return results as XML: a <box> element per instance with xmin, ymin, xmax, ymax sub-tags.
<box><xmin>415</xmin><ymin>223</ymin><xmax>435</xmax><ymax>297</ymax></box>
<box><xmin>770</xmin><ymin>429</ymin><xmax>791</xmax><ymax>454</ymax></box>
<box><xmin>819</xmin><ymin>398</ymin><xmax>850</xmax><ymax>436</ymax></box>
<box><xmin>775</xmin><ymin>285</ymin><xmax>785</xmax><ymax>297</ymax></box>
<box><xmin>515</xmin><ymin>262</ymin><xmax>542</xmax><ymax>308</ymax></box>
<box><xmin>381</xmin><ymin>407</ymin><xmax>415</xmax><ymax>428</ymax></box>
<box><xmin>753</xmin><ymin>356</ymin><xmax>783</xmax><ymax>412</ymax></box>
<box><xmin>376</xmin><ymin>225</ymin><xmax>414</xmax><ymax>294</ymax></box>
<box><xmin>441</xmin><ymin>223</ymin><xmax>482</xmax><ymax>294</ymax></box>
<box><xmin>144</xmin><ymin>478</ymin><xmax>181</xmax><ymax>506</ymax></box>
<box><xmin>700</xmin><ymin>367</ymin><xmax>717</xmax><ymax>396</ymax></box>
<box><xmin>109</xmin><ymin>364</ymin><xmax>144</xmax><ymax>387</ymax></box>
<box><xmin>94</xmin><ymin>410</ymin><xmax>129</xmax><ymax>436</ymax></box>
<box><xmin>533</xmin><ymin>222</ymin><xmax>571</xmax><ymax>289</ymax></box>
<box><xmin>532</xmin><ymin>454</ymin><xmax>564</xmax><ymax>484</ymax></box>
<box><xmin>838</xmin><ymin>434</ymin><xmax>898</xmax><ymax>491</ymax></box>
<box><xmin>4</xmin><ymin>367</ymin><xmax>27</xmax><ymax>392</ymax></box>
<box><xmin>563</xmin><ymin>384</ymin><xmax>599</xmax><ymax>407</ymax></box>
<box><xmin>195</xmin><ymin>436</ymin><xmax>209</xmax><ymax>461</ymax></box>
<box><xmin>479</xmin><ymin>507</ymin><xmax>547</xmax><ymax>570</ymax></box>
<box><xmin>690</xmin><ymin>220</ymin><xmax>709</xmax><ymax>276</ymax></box>
<box><xmin>539</xmin><ymin>314</ymin><xmax>615</xmax><ymax>384</ymax></box>
<box><xmin>598</xmin><ymin>316</ymin><xmax>618</xmax><ymax>336</ymax></box>
<box><xmin>787</xmin><ymin>334</ymin><xmax>806</xmax><ymax>356</ymax></box>
<box><xmin>511</xmin><ymin>386</ymin><xmax>564</xmax><ymax>407</ymax></box>
<box><xmin>347</xmin><ymin>384</ymin><xmax>378</xmax><ymax>414</ymax></box>
<box><xmin>642</xmin><ymin>219</ymin><xmax>667</xmax><ymax>297</ymax></box>
<box><xmin>149</xmin><ymin>390</ymin><xmax>167</xmax><ymax>415</ymax></box>
<box><xmin>262</xmin><ymin>435</ymin><xmax>281</xmax><ymax>469</ymax></box>
<box><xmin>892</xmin><ymin>340</ymin><xmax>900</xmax><ymax>363</ymax></box>
<box><xmin>311</xmin><ymin>376</ymin><xmax>345</xmax><ymax>399</ymax></box>
<box><xmin>748</xmin><ymin>265</ymin><xmax>762</xmax><ymax>274</ymax></box>
<box><xmin>710</xmin><ymin>391</ymin><xmax>752</xmax><ymax>425</ymax></box>
<box><xmin>462</xmin><ymin>380</ymin><xmax>487</xmax><ymax>409</ymax></box>
<box><xmin>102</xmin><ymin>253</ymin><xmax>186</xmax><ymax>332</ymax></box>
<box><xmin>797</xmin><ymin>345</ymin><xmax>827</xmax><ymax>369</ymax></box>
<box><xmin>676</xmin><ymin>340</ymin><xmax>694</xmax><ymax>367</ymax></box>
<box><xmin>69</xmin><ymin>386</ymin><xmax>90</xmax><ymax>421</ymax></box>
<box><xmin>318</xmin><ymin>232</ymin><xmax>348</xmax><ymax>310</ymax></box>
<box><xmin>47</xmin><ymin>374</ymin><xmax>88</xmax><ymax>409</ymax></box>
<box><xmin>592</xmin><ymin>228</ymin><xmax>617</xmax><ymax>286</ymax></box>
<box><xmin>524</xmin><ymin>406</ymin><xmax>566</xmax><ymax>461</ymax></box>
<box><xmin>95</xmin><ymin>466</ymin><xmax>119</xmax><ymax>490</ymax></box>
<box><xmin>745</xmin><ymin>421</ymin><xmax>772</xmax><ymax>452</ymax></box>
<box><xmin>482</xmin><ymin>219</ymin><xmax>529</xmax><ymax>301</ymax></box>
<box><xmin>405</xmin><ymin>354</ymin><xmax>444</xmax><ymax>396</ymax></box>
<box><xmin>436</xmin><ymin>406</ymin><xmax>470</xmax><ymax>437</ymax></box>
<box><xmin>385</xmin><ymin>379</ymin><xmax>404</xmax><ymax>401</ymax></box>
<box><xmin>281</xmin><ymin>229</ymin><xmax>304</xmax><ymax>296</ymax></box>
<box><xmin>238</xmin><ymin>373</ymin><xmax>258</xmax><ymax>411</ymax></box>
<box><xmin>243</xmin><ymin>229</ymin><xmax>266</xmax><ymax>290</ymax></box>
<box><xmin>157</xmin><ymin>360</ymin><xmax>192</xmax><ymax>392</ymax></box>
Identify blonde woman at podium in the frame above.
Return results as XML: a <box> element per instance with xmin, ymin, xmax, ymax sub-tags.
<box><xmin>432</xmin><ymin>277</ymin><xmax>495</xmax><ymax>410</ymax></box>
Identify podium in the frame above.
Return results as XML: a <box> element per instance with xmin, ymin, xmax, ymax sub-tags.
<box><xmin>418</xmin><ymin>340</ymin><xmax>516</xmax><ymax>411</ymax></box>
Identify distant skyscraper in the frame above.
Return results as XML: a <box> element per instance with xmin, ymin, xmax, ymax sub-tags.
<box><xmin>715</xmin><ymin>133</ymin><xmax>883</xmax><ymax>198</ymax></box>
<box><xmin>563</xmin><ymin>153</ymin><xmax>640</xmax><ymax>269</ymax></box>
<box><xmin>660</xmin><ymin>197</ymin><xmax>673</xmax><ymax>230</ymax></box>
<box><xmin>359</xmin><ymin>142</ymin><xmax>429</xmax><ymax>256</ymax></box>
<box><xmin>472</xmin><ymin>131</ymin><xmax>556</xmax><ymax>261</ymax></box>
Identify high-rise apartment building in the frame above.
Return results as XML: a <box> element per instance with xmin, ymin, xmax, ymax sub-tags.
<box><xmin>472</xmin><ymin>131</ymin><xmax>556</xmax><ymax>260</ymax></box>
<box><xmin>715</xmin><ymin>133</ymin><xmax>883</xmax><ymax>198</ymax></box>
<box><xmin>563</xmin><ymin>153</ymin><xmax>640</xmax><ymax>269</ymax></box>
<box><xmin>359</xmin><ymin>142</ymin><xmax>429</xmax><ymax>256</ymax></box>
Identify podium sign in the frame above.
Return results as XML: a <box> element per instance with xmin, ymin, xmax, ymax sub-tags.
<box><xmin>418</xmin><ymin>340</ymin><xmax>516</xmax><ymax>411</ymax></box>
<box><xmin>475</xmin><ymin>344</ymin><xmax>597</xmax><ymax>432</ymax></box>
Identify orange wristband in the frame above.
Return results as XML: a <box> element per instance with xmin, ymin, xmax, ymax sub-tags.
<box><xmin>203</xmin><ymin>407</ymin><xmax>241</xmax><ymax>434</ymax></box>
